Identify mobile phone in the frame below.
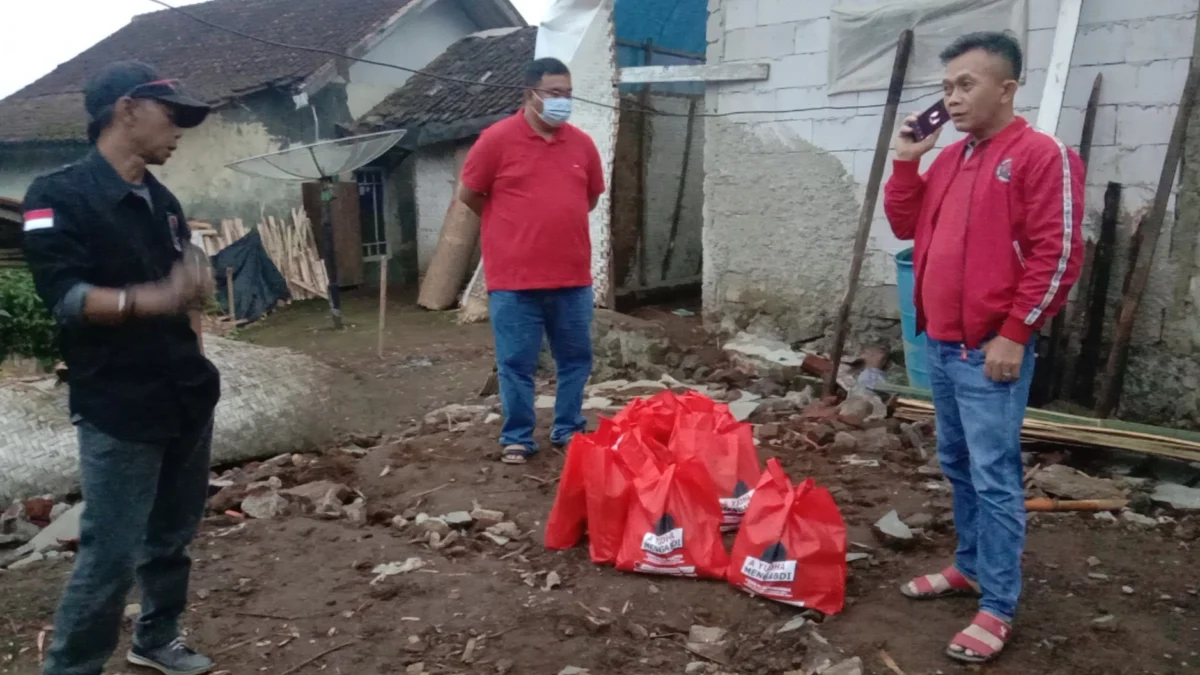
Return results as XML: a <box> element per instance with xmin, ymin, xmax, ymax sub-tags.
<box><xmin>907</xmin><ymin>99</ymin><xmax>949</xmax><ymax>141</ymax></box>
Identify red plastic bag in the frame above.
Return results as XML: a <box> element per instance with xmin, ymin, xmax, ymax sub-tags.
<box><xmin>727</xmin><ymin>459</ymin><xmax>847</xmax><ymax>615</ymax></box>
<box><xmin>544</xmin><ymin>427</ymin><xmax>606</xmax><ymax>550</ymax></box>
<box><xmin>669</xmin><ymin>396</ymin><xmax>761</xmax><ymax>532</ymax></box>
<box><xmin>582</xmin><ymin>421</ymin><xmax>639</xmax><ymax>564</ymax></box>
<box><xmin>616</xmin><ymin>455</ymin><xmax>730</xmax><ymax>579</ymax></box>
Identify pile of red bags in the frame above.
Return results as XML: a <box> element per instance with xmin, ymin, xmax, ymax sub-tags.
<box><xmin>545</xmin><ymin>390</ymin><xmax>848</xmax><ymax>614</ymax></box>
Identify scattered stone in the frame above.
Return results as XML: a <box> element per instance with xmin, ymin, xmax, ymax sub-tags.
<box><xmin>1150</xmin><ymin>484</ymin><xmax>1200</xmax><ymax>512</ymax></box>
<box><xmin>240</xmin><ymin>488</ymin><xmax>289</xmax><ymax>519</ymax></box>
<box><xmin>872</xmin><ymin>510</ymin><xmax>914</xmax><ymax>549</ymax></box>
<box><xmin>1087</xmin><ymin>556</ymin><xmax>1102</xmax><ymax>567</ymax></box>
<box><xmin>423</xmin><ymin>404</ymin><xmax>489</xmax><ymax>429</ymax></box>
<box><xmin>1094</xmin><ymin>511</ymin><xmax>1117</xmax><ymax>523</ymax></box>
<box><xmin>371</xmin><ymin>557</ymin><xmax>425</xmax><ymax>584</ymax></box>
<box><xmin>247</xmin><ymin>476</ymin><xmax>283</xmax><ymax>491</ymax></box>
<box><xmin>282</xmin><ymin>481</ymin><xmax>352</xmax><ymax>506</ymax></box>
<box><xmin>777</xmin><ymin>616</ymin><xmax>808</xmax><ymax>634</ymax></box>
<box><xmin>24</xmin><ymin>502</ymin><xmax>83</xmax><ymax>553</ymax></box>
<box><xmin>487</xmin><ymin>522</ymin><xmax>521</xmax><ymax>539</ymax></box>
<box><xmin>756</xmin><ymin>423</ymin><xmax>782</xmax><ymax>441</ymax></box>
<box><xmin>832</xmin><ymin>432</ymin><xmax>858</xmax><ymax>452</ymax></box>
<box><xmin>1121</xmin><ymin>510</ymin><xmax>1158</xmax><ymax>528</ymax></box>
<box><xmin>1122</xmin><ymin>586</ymin><xmax>1135</xmax><ymax>595</ymax></box>
<box><xmin>685</xmin><ymin>662</ymin><xmax>718</xmax><ymax>675</ymax></box>
<box><xmin>48</xmin><ymin>503</ymin><xmax>72</xmax><ymax>522</ymax></box>
<box><xmin>343</xmin><ymin>498</ymin><xmax>367</xmax><ymax>525</ymax></box>
<box><xmin>686</xmin><ymin>625</ymin><xmax>730</xmax><ymax>663</ymax></box>
<box><xmin>1091</xmin><ymin>614</ymin><xmax>1118</xmax><ymax>632</ymax></box>
<box><xmin>428</xmin><ymin>530</ymin><xmax>461</xmax><ymax>551</ymax></box>
<box><xmin>485</xmin><ymin>413</ymin><xmax>501</xmax><ymax>424</ymax></box>
<box><xmin>841</xmin><ymin>455</ymin><xmax>880</xmax><ymax>468</ymax></box>
<box><xmin>1088</xmin><ymin>573</ymin><xmax>1110</xmax><ymax>581</ymax></box>
<box><xmin>903</xmin><ymin>512</ymin><xmax>934</xmax><ymax>529</ymax></box>
<box><xmin>1031</xmin><ymin>464</ymin><xmax>1124</xmax><ymax>501</ymax></box>
<box><xmin>845</xmin><ymin>552</ymin><xmax>871</xmax><ymax>565</ymax></box>
<box><xmin>557</xmin><ymin>667</ymin><xmax>590</xmax><ymax>675</ymax></box>
<box><xmin>8</xmin><ymin>551</ymin><xmax>45</xmax><ymax>570</ymax></box>
<box><xmin>418</xmin><ymin>516</ymin><xmax>451</xmax><ymax>537</ymax></box>
<box><xmin>314</xmin><ymin>490</ymin><xmax>344</xmax><ymax>519</ymax></box>
<box><xmin>823</xmin><ymin>657</ymin><xmax>864</xmax><ymax>675</ymax></box>
<box><xmin>405</xmin><ymin>663</ymin><xmax>425</xmax><ymax>675</ymax></box>
<box><xmin>728</xmin><ymin>399</ymin><xmax>761</xmax><ymax>422</ymax></box>
<box><xmin>442</xmin><ymin>511</ymin><xmax>474</xmax><ymax>528</ymax></box>
<box><xmin>544</xmin><ymin>571</ymin><xmax>562</xmax><ymax>591</ymax></box>
<box><xmin>470</xmin><ymin>507</ymin><xmax>505</xmax><ymax>527</ymax></box>
<box><xmin>482</xmin><ymin>532</ymin><xmax>511</xmax><ymax>546</ymax></box>
<box><xmin>723</xmin><ymin>332</ymin><xmax>806</xmax><ymax>380</ymax></box>
<box><xmin>391</xmin><ymin>516</ymin><xmax>410</xmax><ymax>530</ymax></box>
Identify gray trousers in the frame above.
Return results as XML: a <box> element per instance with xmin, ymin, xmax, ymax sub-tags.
<box><xmin>43</xmin><ymin>418</ymin><xmax>213</xmax><ymax>675</ymax></box>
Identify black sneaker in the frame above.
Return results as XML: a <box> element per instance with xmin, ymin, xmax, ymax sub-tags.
<box><xmin>127</xmin><ymin>637</ymin><xmax>214</xmax><ymax>675</ymax></box>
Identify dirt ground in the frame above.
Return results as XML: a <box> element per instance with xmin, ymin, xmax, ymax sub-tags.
<box><xmin>1</xmin><ymin>293</ymin><xmax>1197</xmax><ymax>675</ymax></box>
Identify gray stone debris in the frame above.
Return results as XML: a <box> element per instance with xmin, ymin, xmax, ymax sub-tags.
<box><xmin>314</xmin><ymin>489</ymin><xmax>344</xmax><ymax>519</ymax></box>
<box><xmin>777</xmin><ymin>616</ymin><xmax>808</xmax><ymax>634</ymax></box>
<box><xmin>1150</xmin><ymin>483</ymin><xmax>1200</xmax><ymax>511</ymax></box>
<box><xmin>343</xmin><ymin>498</ymin><xmax>367</xmax><ymax>525</ymax></box>
<box><xmin>723</xmin><ymin>332</ymin><xmax>806</xmax><ymax>380</ymax></box>
<box><xmin>685</xmin><ymin>662</ymin><xmax>719</xmax><ymax>675</ymax></box>
<box><xmin>872</xmin><ymin>510</ymin><xmax>914</xmax><ymax>548</ymax></box>
<box><xmin>487</xmin><ymin>522</ymin><xmax>521</xmax><ymax>539</ymax></box>
<box><xmin>371</xmin><ymin>557</ymin><xmax>425</xmax><ymax>584</ymax></box>
<box><xmin>1091</xmin><ymin>614</ymin><xmax>1118</xmax><ymax>632</ymax></box>
<box><xmin>282</xmin><ymin>481</ymin><xmax>351</xmax><ymax>506</ymax></box>
<box><xmin>7</xmin><ymin>551</ymin><xmax>45</xmax><ymax>570</ymax></box>
<box><xmin>823</xmin><ymin>657</ymin><xmax>864</xmax><ymax>675</ymax></box>
<box><xmin>417</xmin><ymin>515</ymin><xmax>451</xmax><ymax>536</ymax></box>
<box><xmin>543</xmin><ymin>570</ymin><xmax>562</xmax><ymax>591</ymax></box>
<box><xmin>686</xmin><ymin>625</ymin><xmax>730</xmax><ymax>663</ymax></box>
<box><xmin>442</xmin><ymin>511</ymin><xmax>474</xmax><ymax>528</ymax></box>
<box><xmin>1120</xmin><ymin>510</ymin><xmax>1158</xmax><ymax>528</ymax></box>
<box><xmin>469</xmin><ymin>507</ymin><xmax>505</xmax><ymax>527</ymax></box>
<box><xmin>423</xmin><ymin>404</ymin><xmax>490</xmax><ymax>430</ymax></box>
<box><xmin>557</xmin><ymin>667</ymin><xmax>590</xmax><ymax>675</ymax></box>
<box><xmin>240</xmin><ymin>488</ymin><xmax>289</xmax><ymax>519</ymax></box>
<box><xmin>25</xmin><ymin>502</ymin><xmax>83</xmax><ymax>553</ymax></box>
<box><xmin>1087</xmin><ymin>556</ymin><xmax>1102</xmax><ymax>567</ymax></box>
<box><xmin>1030</xmin><ymin>464</ymin><xmax>1124</xmax><ymax>501</ymax></box>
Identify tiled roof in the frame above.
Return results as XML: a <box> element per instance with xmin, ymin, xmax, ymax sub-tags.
<box><xmin>0</xmin><ymin>0</ymin><xmax>415</xmax><ymax>143</ymax></box>
<box><xmin>354</xmin><ymin>26</ymin><xmax>536</xmax><ymax>138</ymax></box>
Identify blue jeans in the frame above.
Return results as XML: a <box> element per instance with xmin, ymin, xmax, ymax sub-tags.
<box><xmin>926</xmin><ymin>337</ymin><xmax>1035</xmax><ymax>623</ymax></box>
<box><xmin>489</xmin><ymin>286</ymin><xmax>594</xmax><ymax>451</ymax></box>
<box><xmin>44</xmin><ymin>418</ymin><xmax>213</xmax><ymax>675</ymax></box>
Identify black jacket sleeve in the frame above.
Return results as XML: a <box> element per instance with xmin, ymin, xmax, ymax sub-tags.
<box><xmin>21</xmin><ymin>178</ymin><xmax>95</xmax><ymax>314</ymax></box>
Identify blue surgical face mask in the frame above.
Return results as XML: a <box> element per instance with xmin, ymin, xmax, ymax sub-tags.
<box><xmin>537</xmin><ymin>93</ymin><xmax>572</xmax><ymax>126</ymax></box>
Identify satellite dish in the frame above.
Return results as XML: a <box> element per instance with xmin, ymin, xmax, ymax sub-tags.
<box><xmin>226</xmin><ymin>130</ymin><xmax>406</xmax><ymax>328</ymax></box>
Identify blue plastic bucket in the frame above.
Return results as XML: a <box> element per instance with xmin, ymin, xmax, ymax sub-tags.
<box><xmin>895</xmin><ymin>248</ymin><xmax>930</xmax><ymax>391</ymax></box>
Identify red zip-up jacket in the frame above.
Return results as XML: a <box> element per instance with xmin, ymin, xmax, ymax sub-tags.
<box><xmin>884</xmin><ymin>117</ymin><xmax>1085</xmax><ymax>348</ymax></box>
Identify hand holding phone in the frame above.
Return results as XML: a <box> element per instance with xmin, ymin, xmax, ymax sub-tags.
<box><xmin>896</xmin><ymin>99</ymin><xmax>947</xmax><ymax>161</ymax></box>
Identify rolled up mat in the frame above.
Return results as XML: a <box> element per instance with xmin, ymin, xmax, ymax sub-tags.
<box><xmin>0</xmin><ymin>336</ymin><xmax>336</xmax><ymax>504</ymax></box>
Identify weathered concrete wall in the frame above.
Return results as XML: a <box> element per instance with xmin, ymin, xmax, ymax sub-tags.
<box><xmin>637</xmin><ymin>93</ymin><xmax>706</xmax><ymax>288</ymax></box>
<box><xmin>0</xmin><ymin>145</ymin><xmax>87</xmax><ymax>202</ymax></box>
<box><xmin>704</xmin><ymin>0</ymin><xmax>1200</xmax><ymax>422</ymax></box>
<box><xmin>345</xmin><ymin>0</ymin><xmax>480</xmax><ymax>119</ymax></box>
<box><xmin>413</xmin><ymin>142</ymin><xmax>468</xmax><ymax>272</ymax></box>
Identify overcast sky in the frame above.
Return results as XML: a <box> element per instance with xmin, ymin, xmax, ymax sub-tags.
<box><xmin>0</xmin><ymin>0</ymin><xmax>549</xmax><ymax>99</ymax></box>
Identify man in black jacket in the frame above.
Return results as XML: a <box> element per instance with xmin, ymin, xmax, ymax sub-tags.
<box><xmin>22</xmin><ymin>61</ymin><xmax>220</xmax><ymax>675</ymax></box>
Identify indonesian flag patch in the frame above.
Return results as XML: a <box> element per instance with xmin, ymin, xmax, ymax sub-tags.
<box><xmin>23</xmin><ymin>209</ymin><xmax>54</xmax><ymax>232</ymax></box>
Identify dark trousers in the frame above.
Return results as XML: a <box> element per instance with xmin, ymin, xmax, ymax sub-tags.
<box><xmin>44</xmin><ymin>418</ymin><xmax>213</xmax><ymax>675</ymax></box>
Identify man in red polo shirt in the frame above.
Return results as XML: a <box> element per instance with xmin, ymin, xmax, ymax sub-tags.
<box><xmin>459</xmin><ymin>57</ymin><xmax>605</xmax><ymax>464</ymax></box>
<box><xmin>884</xmin><ymin>32</ymin><xmax>1083</xmax><ymax>664</ymax></box>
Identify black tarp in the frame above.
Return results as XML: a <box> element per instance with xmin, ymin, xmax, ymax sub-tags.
<box><xmin>212</xmin><ymin>229</ymin><xmax>290</xmax><ymax>323</ymax></box>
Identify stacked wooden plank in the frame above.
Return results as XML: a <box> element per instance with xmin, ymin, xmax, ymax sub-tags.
<box><xmin>884</xmin><ymin>386</ymin><xmax>1200</xmax><ymax>464</ymax></box>
<box><xmin>191</xmin><ymin>211</ymin><xmax>329</xmax><ymax>301</ymax></box>
<box><xmin>258</xmin><ymin>210</ymin><xmax>329</xmax><ymax>301</ymax></box>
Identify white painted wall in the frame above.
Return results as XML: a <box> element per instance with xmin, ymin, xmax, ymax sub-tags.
<box><xmin>705</xmin><ymin>0</ymin><xmax>1199</xmax><ymax>332</ymax></box>
<box><xmin>414</xmin><ymin>144</ymin><xmax>461</xmax><ymax>271</ymax></box>
<box><xmin>346</xmin><ymin>0</ymin><xmax>481</xmax><ymax>119</ymax></box>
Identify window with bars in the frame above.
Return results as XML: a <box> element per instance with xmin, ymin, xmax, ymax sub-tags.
<box><xmin>356</xmin><ymin>168</ymin><xmax>388</xmax><ymax>259</ymax></box>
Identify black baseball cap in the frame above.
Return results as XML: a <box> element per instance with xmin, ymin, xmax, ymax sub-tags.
<box><xmin>84</xmin><ymin>61</ymin><xmax>210</xmax><ymax>140</ymax></box>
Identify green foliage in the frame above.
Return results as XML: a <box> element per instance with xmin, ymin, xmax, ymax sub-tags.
<box><xmin>0</xmin><ymin>269</ymin><xmax>58</xmax><ymax>363</ymax></box>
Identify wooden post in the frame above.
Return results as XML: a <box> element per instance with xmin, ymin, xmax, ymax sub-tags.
<box><xmin>378</xmin><ymin>256</ymin><xmax>388</xmax><ymax>359</ymax></box>
<box><xmin>660</xmin><ymin>98</ymin><xmax>698</xmax><ymax>281</ymax></box>
<box><xmin>1073</xmin><ymin>182</ymin><xmax>1120</xmax><ymax>404</ymax></box>
<box><xmin>226</xmin><ymin>266</ymin><xmax>236</xmax><ymax>321</ymax></box>
<box><xmin>634</xmin><ymin>38</ymin><xmax>653</xmax><ymax>289</ymax></box>
<box><xmin>1096</xmin><ymin>15</ymin><xmax>1200</xmax><ymax>418</ymax></box>
<box><xmin>1048</xmin><ymin>73</ymin><xmax>1103</xmax><ymax>400</ymax></box>
<box><xmin>823</xmin><ymin>30</ymin><xmax>914</xmax><ymax>397</ymax></box>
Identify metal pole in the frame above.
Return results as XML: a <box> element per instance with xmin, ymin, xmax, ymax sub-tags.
<box><xmin>321</xmin><ymin>176</ymin><xmax>344</xmax><ymax>330</ymax></box>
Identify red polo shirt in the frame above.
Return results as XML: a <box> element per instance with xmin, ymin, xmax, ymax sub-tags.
<box><xmin>460</xmin><ymin>112</ymin><xmax>605</xmax><ymax>291</ymax></box>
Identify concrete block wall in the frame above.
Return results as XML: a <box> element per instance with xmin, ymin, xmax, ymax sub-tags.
<box><xmin>704</xmin><ymin>0</ymin><xmax>1200</xmax><ymax>350</ymax></box>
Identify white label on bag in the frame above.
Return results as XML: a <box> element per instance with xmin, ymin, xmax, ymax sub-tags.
<box><xmin>641</xmin><ymin>527</ymin><xmax>684</xmax><ymax>555</ymax></box>
<box><xmin>741</xmin><ymin>556</ymin><xmax>797</xmax><ymax>583</ymax></box>
<box><xmin>719</xmin><ymin>489</ymin><xmax>755</xmax><ymax>514</ymax></box>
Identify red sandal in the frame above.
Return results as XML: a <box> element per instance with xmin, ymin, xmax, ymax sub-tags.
<box><xmin>900</xmin><ymin>566</ymin><xmax>981</xmax><ymax>600</ymax></box>
<box><xmin>946</xmin><ymin>611</ymin><xmax>1012</xmax><ymax>664</ymax></box>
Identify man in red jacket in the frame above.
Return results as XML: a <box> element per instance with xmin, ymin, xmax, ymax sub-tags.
<box><xmin>884</xmin><ymin>32</ymin><xmax>1084</xmax><ymax>664</ymax></box>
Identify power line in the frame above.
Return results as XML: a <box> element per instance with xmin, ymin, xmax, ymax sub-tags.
<box><xmin>146</xmin><ymin>0</ymin><xmax>938</xmax><ymax>120</ymax></box>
